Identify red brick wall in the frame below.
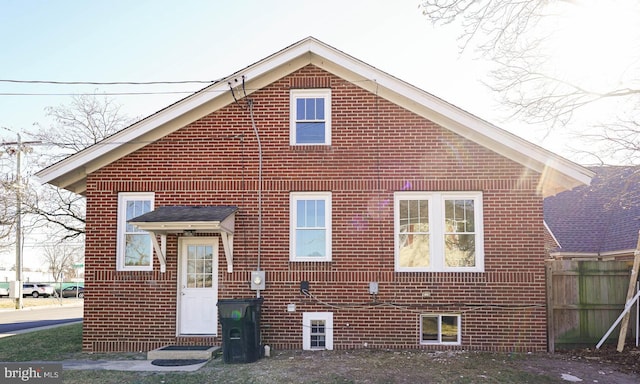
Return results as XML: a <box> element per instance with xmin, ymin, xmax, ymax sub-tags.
<box><xmin>83</xmin><ymin>65</ymin><xmax>547</xmax><ymax>353</ymax></box>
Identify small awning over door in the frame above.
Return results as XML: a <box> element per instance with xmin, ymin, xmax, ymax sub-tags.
<box><xmin>129</xmin><ymin>205</ymin><xmax>238</xmax><ymax>273</ymax></box>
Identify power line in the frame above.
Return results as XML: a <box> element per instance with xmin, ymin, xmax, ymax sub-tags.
<box><xmin>0</xmin><ymin>91</ymin><xmax>200</xmax><ymax>96</ymax></box>
<box><xmin>0</xmin><ymin>79</ymin><xmax>218</xmax><ymax>86</ymax></box>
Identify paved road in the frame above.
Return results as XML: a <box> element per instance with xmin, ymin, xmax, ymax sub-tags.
<box><xmin>0</xmin><ymin>303</ymin><xmax>83</xmax><ymax>337</ymax></box>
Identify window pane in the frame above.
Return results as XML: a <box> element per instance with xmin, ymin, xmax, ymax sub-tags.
<box><xmin>296</xmin><ymin>122</ymin><xmax>326</xmax><ymax>143</ymax></box>
<box><xmin>125</xmin><ymin>234</ymin><xmax>151</xmax><ymax>266</ymax></box>
<box><xmin>445</xmin><ymin>234</ymin><xmax>475</xmax><ymax>267</ymax></box>
<box><xmin>306</xmin><ymin>200</ymin><xmax>317</xmax><ymax>226</ymax></box>
<box><xmin>398</xmin><ymin>233</ymin><xmax>430</xmax><ymax>268</ymax></box>
<box><xmin>445</xmin><ymin>199</ymin><xmax>474</xmax><ymax>232</ymax></box>
<box><xmin>316</xmin><ymin>200</ymin><xmax>325</xmax><ymax>226</ymax></box>
<box><xmin>315</xmin><ymin>98</ymin><xmax>324</xmax><ymax>119</ymax></box>
<box><xmin>441</xmin><ymin>316</ymin><xmax>459</xmax><ymax>342</ymax></box>
<box><xmin>421</xmin><ymin>316</ymin><xmax>438</xmax><ymax>342</ymax></box>
<box><xmin>305</xmin><ymin>98</ymin><xmax>316</xmax><ymax>119</ymax></box>
<box><xmin>296</xmin><ymin>229</ymin><xmax>326</xmax><ymax>257</ymax></box>
<box><xmin>297</xmin><ymin>200</ymin><xmax>306</xmax><ymax>226</ymax></box>
<box><xmin>296</xmin><ymin>98</ymin><xmax>305</xmax><ymax>120</ymax></box>
<box><xmin>399</xmin><ymin>199</ymin><xmax>429</xmax><ymax>232</ymax></box>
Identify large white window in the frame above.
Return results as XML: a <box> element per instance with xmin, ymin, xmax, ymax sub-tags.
<box><xmin>116</xmin><ymin>192</ymin><xmax>154</xmax><ymax>271</ymax></box>
<box><xmin>303</xmin><ymin>312</ymin><xmax>334</xmax><ymax>350</ymax></box>
<box><xmin>394</xmin><ymin>192</ymin><xmax>484</xmax><ymax>272</ymax></box>
<box><xmin>420</xmin><ymin>314</ymin><xmax>461</xmax><ymax>345</ymax></box>
<box><xmin>290</xmin><ymin>89</ymin><xmax>331</xmax><ymax>145</ymax></box>
<box><xmin>290</xmin><ymin>192</ymin><xmax>332</xmax><ymax>262</ymax></box>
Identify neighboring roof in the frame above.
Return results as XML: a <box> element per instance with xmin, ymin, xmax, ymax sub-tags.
<box><xmin>544</xmin><ymin>166</ymin><xmax>640</xmax><ymax>256</ymax></box>
<box><xmin>35</xmin><ymin>36</ymin><xmax>593</xmax><ymax>196</ymax></box>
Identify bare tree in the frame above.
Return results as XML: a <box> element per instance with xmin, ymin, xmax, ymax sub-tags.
<box><xmin>43</xmin><ymin>242</ymin><xmax>82</xmax><ymax>287</ymax></box>
<box><xmin>34</xmin><ymin>94</ymin><xmax>134</xmax><ymax>159</ymax></box>
<box><xmin>21</xmin><ymin>94</ymin><xmax>136</xmax><ymax>240</ymax></box>
<box><xmin>420</xmin><ymin>0</ymin><xmax>640</xmax><ymax>163</ymax></box>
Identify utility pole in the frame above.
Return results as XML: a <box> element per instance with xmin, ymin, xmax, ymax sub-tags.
<box><xmin>2</xmin><ymin>131</ymin><xmax>40</xmax><ymax>309</ymax></box>
<box><xmin>15</xmin><ymin>133</ymin><xmax>23</xmax><ymax>309</ymax></box>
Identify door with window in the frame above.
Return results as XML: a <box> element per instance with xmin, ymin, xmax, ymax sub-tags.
<box><xmin>179</xmin><ymin>237</ymin><xmax>218</xmax><ymax>335</ymax></box>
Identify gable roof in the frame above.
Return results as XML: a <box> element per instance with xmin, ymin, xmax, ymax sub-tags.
<box><xmin>35</xmin><ymin>36</ymin><xmax>593</xmax><ymax>196</ymax></box>
<box><xmin>544</xmin><ymin>166</ymin><xmax>640</xmax><ymax>256</ymax></box>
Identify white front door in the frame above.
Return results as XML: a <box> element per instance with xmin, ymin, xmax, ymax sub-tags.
<box><xmin>179</xmin><ymin>237</ymin><xmax>219</xmax><ymax>335</ymax></box>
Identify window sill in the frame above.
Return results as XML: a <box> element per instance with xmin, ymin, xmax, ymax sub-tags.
<box><xmin>290</xmin><ymin>145</ymin><xmax>332</xmax><ymax>152</ymax></box>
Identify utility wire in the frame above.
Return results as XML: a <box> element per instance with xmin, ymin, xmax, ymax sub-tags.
<box><xmin>0</xmin><ymin>79</ymin><xmax>219</xmax><ymax>85</ymax></box>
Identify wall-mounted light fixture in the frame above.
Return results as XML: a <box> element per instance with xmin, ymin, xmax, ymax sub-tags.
<box><xmin>183</xmin><ymin>230</ymin><xmax>196</xmax><ymax>237</ymax></box>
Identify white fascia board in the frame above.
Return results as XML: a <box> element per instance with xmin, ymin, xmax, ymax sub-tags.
<box><xmin>543</xmin><ymin>221</ymin><xmax>561</xmax><ymax>249</ymax></box>
<box><xmin>549</xmin><ymin>249</ymin><xmax>636</xmax><ymax>259</ymax></box>
<box><xmin>36</xmin><ymin>40</ymin><xmax>317</xmax><ymax>190</ymax></box>
<box><xmin>307</xmin><ymin>40</ymin><xmax>593</xmax><ymax>192</ymax></box>
<box><xmin>132</xmin><ymin>221</ymin><xmax>223</xmax><ymax>233</ymax></box>
<box><xmin>36</xmin><ymin>37</ymin><xmax>592</xmax><ymax>195</ymax></box>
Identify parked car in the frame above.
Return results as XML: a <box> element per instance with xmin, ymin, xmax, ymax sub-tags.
<box><xmin>0</xmin><ymin>287</ymin><xmax>8</xmax><ymax>297</ymax></box>
<box><xmin>56</xmin><ymin>286</ymin><xmax>84</xmax><ymax>298</ymax></box>
<box><xmin>22</xmin><ymin>283</ymin><xmax>54</xmax><ymax>298</ymax></box>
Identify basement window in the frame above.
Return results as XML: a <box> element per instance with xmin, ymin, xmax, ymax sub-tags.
<box><xmin>303</xmin><ymin>312</ymin><xmax>333</xmax><ymax>350</ymax></box>
<box><xmin>420</xmin><ymin>314</ymin><xmax>461</xmax><ymax>345</ymax></box>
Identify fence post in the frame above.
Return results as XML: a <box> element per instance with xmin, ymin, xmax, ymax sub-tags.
<box><xmin>546</xmin><ymin>260</ymin><xmax>555</xmax><ymax>353</ymax></box>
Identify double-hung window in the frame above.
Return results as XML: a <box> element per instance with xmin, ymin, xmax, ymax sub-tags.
<box><xmin>290</xmin><ymin>89</ymin><xmax>331</xmax><ymax>145</ymax></box>
<box><xmin>290</xmin><ymin>192</ymin><xmax>332</xmax><ymax>262</ymax></box>
<box><xmin>116</xmin><ymin>192</ymin><xmax>154</xmax><ymax>271</ymax></box>
<box><xmin>394</xmin><ymin>192</ymin><xmax>484</xmax><ymax>272</ymax></box>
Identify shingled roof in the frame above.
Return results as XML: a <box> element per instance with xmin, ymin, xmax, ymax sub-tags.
<box><xmin>544</xmin><ymin>166</ymin><xmax>640</xmax><ymax>257</ymax></box>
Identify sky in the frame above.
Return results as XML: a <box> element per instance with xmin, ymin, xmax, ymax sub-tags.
<box><xmin>0</xmin><ymin>0</ymin><xmax>550</xmax><ymax>145</ymax></box>
<box><xmin>0</xmin><ymin>0</ymin><xmax>635</xmax><ymax>268</ymax></box>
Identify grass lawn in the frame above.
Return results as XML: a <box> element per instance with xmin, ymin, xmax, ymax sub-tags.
<box><xmin>0</xmin><ymin>324</ymin><xmax>590</xmax><ymax>384</ymax></box>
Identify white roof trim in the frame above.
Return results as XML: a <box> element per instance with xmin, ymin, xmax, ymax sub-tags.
<box><xmin>36</xmin><ymin>37</ymin><xmax>593</xmax><ymax>196</ymax></box>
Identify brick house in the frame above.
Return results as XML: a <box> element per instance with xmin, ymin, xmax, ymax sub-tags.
<box><xmin>36</xmin><ymin>37</ymin><xmax>593</xmax><ymax>353</ymax></box>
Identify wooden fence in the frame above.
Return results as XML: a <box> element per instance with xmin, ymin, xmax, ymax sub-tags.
<box><xmin>546</xmin><ymin>259</ymin><xmax>638</xmax><ymax>351</ymax></box>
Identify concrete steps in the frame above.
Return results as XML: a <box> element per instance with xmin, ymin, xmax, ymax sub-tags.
<box><xmin>147</xmin><ymin>345</ymin><xmax>220</xmax><ymax>360</ymax></box>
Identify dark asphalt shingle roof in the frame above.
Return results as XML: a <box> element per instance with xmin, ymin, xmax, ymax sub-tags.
<box><xmin>129</xmin><ymin>206</ymin><xmax>238</xmax><ymax>223</ymax></box>
<box><xmin>544</xmin><ymin>166</ymin><xmax>640</xmax><ymax>254</ymax></box>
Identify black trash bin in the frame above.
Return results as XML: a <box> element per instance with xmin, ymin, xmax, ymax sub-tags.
<box><xmin>217</xmin><ymin>297</ymin><xmax>263</xmax><ymax>363</ymax></box>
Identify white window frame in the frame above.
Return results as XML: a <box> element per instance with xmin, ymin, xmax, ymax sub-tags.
<box><xmin>290</xmin><ymin>192</ymin><xmax>332</xmax><ymax>262</ymax></box>
<box><xmin>290</xmin><ymin>89</ymin><xmax>331</xmax><ymax>146</ymax></box>
<box><xmin>116</xmin><ymin>192</ymin><xmax>155</xmax><ymax>271</ymax></box>
<box><xmin>394</xmin><ymin>191</ymin><xmax>484</xmax><ymax>272</ymax></box>
<box><xmin>303</xmin><ymin>312</ymin><xmax>333</xmax><ymax>350</ymax></box>
<box><xmin>420</xmin><ymin>314</ymin><xmax>461</xmax><ymax>345</ymax></box>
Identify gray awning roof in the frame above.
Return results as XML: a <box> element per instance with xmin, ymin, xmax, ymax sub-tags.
<box><xmin>130</xmin><ymin>205</ymin><xmax>238</xmax><ymax>225</ymax></box>
<box><xmin>128</xmin><ymin>205</ymin><xmax>238</xmax><ymax>273</ymax></box>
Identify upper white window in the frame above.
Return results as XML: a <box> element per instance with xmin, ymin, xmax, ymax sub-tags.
<box><xmin>290</xmin><ymin>192</ymin><xmax>332</xmax><ymax>262</ymax></box>
<box><xmin>290</xmin><ymin>89</ymin><xmax>331</xmax><ymax>145</ymax></box>
<box><xmin>116</xmin><ymin>192</ymin><xmax>154</xmax><ymax>271</ymax></box>
<box><xmin>394</xmin><ymin>192</ymin><xmax>484</xmax><ymax>272</ymax></box>
<box><xmin>303</xmin><ymin>312</ymin><xmax>334</xmax><ymax>350</ymax></box>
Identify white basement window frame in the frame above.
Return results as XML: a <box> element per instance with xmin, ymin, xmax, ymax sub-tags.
<box><xmin>303</xmin><ymin>312</ymin><xmax>334</xmax><ymax>350</ymax></box>
<box><xmin>116</xmin><ymin>192</ymin><xmax>155</xmax><ymax>271</ymax></box>
<box><xmin>420</xmin><ymin>314</ymin><xmax>461</xmax><ymax>345</ymax></box>
<box><xmin>290</xmin><ymin>89</ymin><xmax>331</xmax><ymax>146</ymax></box>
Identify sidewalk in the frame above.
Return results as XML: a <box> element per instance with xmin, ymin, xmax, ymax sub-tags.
<box><xmin>60</xmin><ymin>359</ymin><xmax>210</xmax><ymax>372</ymax></box>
